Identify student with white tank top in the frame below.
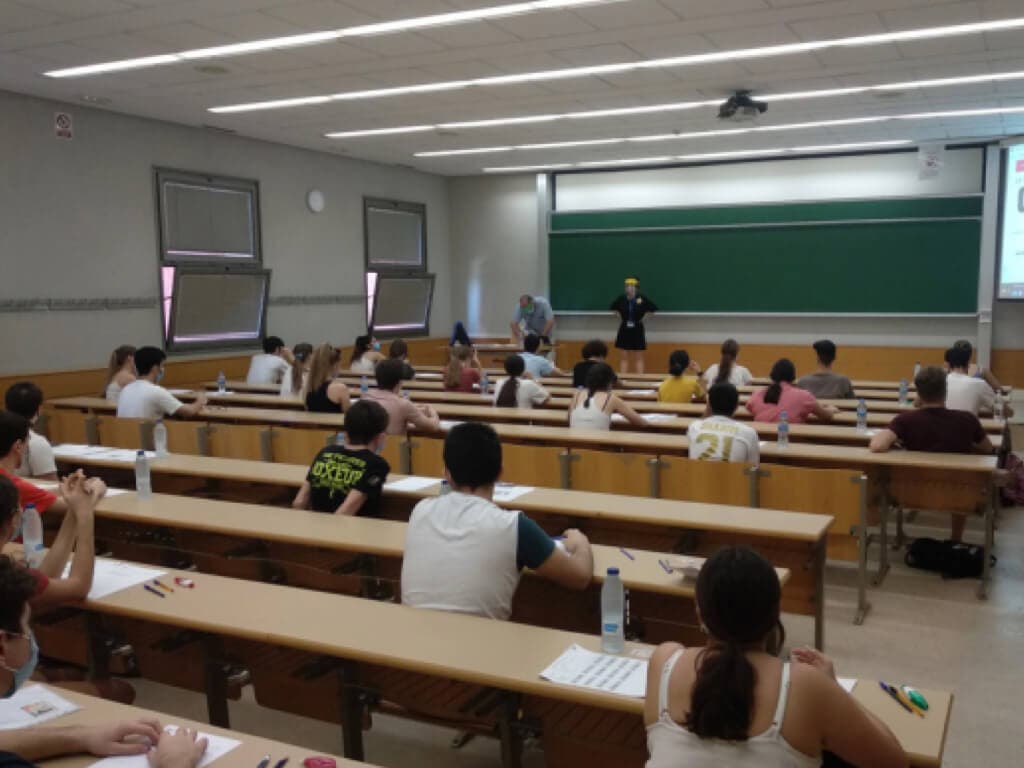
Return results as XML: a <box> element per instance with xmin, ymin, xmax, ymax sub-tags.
<box><xmin>644</xmin><ymin>547</ymin><xmax>907</xmax><ymax>768</ymax></box>
<box><xmin>568</xmin><ymin>362</ymin><xmax>648</xmax><ymax>430</ymax></box>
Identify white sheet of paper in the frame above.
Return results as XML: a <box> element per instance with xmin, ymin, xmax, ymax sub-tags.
<box><xmin>838</xmin><ymin>677</ymin><xmax>858</xmax><ymax>693</ymax></box>
<box><xmin>385</xmin><ymin>476</ymin><xmax>441</xmax><ymax>492</ymax></box>
<box><xmin>55</xmin><ymin>445</ymin><xmax>155</xmax><ymax>463</ymax></box>
<box><xmin>540</xmin><ymin>644</ymin><xmax>647</xmax><ymax>698</ymax></box>
<box><xmin>207</xmin><ymin>390</ymin><xmax>235</xmax><ymax>396</ymax></box>
<box><xmin>167</xmin><ymin>388</ymin><xmax>193</xmax><ymax>395</ymax></box>
<box><xmin>643</xmin><ymin>413</ymin><xmax>677</xmax><ymax>423</ymax></box>
<box><xmin>493</xmin><ymin>484</ymin><xmax>536</xmax><ymax>502</ymax></box>
<box><xmin>625</xmin><ymin>389</ymin><xmax>656</xmax><ymax>395</ymax></box>
<box><xmin>63</xmin><ymin>558</ymin><xmax>167</xmax><ymax>600</ymax></box>
<box><xmin>418</xmin><ymin>372</ymin><xmax>443</xmax><ymax>379</ymax></box>
<box><xmin>31</xmin><ymin>481</ymin><xmax>129</xmax><ymax>498</ymax></box>
<box><xmin>88</xmin><ymin>726</ymin><xmax>240</xmax><ymax>768</ymax></box>
<box><xmin>439</xmin><ymin>420</ymin><xmax>464</xmax><ymax>431</ymax></box>
<box><xmin>0</xmin><ymin>685</ymin><xmax>79</xmax><ymax>729</ymax></box>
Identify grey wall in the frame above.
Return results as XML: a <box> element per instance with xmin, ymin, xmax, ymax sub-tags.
<box><xmin>0</xmin><ymin>89</ymin><xmax>452</xmax><ymax>374</ymax></box>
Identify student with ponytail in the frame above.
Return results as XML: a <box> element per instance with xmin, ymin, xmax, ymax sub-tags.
<box><xmin>701</xmin><ymin>338</ymin><xmax>752</xmax><ymax>389</ymax></box>
<box><xmin>101</xmin><ymin>345</ymin><xmax>136</xmax><ymax>403</ymax></box>
<box><xmin>494</xmin><ymin>355</ymin><xmax>550</xmax><ymax>409</ymax></box>
<box><xmin>445</xmin><ymin>344</ymin><xmax>482</xmax><ymax>392</ymax></box>
<box><xmin>568</xmin><ymin>363</ymin><xmax>647</xmax><ymax>429</ymax></box>
<box><xmin>644</xmin><ymin>546</ymin><xmax>907</xmax><ymax>768</ymax></box>
<box><xmin>280</xmin><ymin>342</ymin><xmax>313</xmax><ymax>397</ymax></box>
<box><xmin>746</xmin><ymin>359</ymin><xmax>838</xmax><ymax>424</ymax></box>
<box><xmin>304</xmin><ymin>344</ymin><xmax>351</xmax><ymax>413</ymax></box>
<box><xmin>657</xmin><ymin>350</ymin><xmax>705</xmax><ymax>404</ymax></box>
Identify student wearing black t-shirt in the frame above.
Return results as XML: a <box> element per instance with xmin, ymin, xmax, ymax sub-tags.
<box><xmin>572</xmin><ymin>339</ymin><xmax>609</xmax><ymax>389</ymax></box>
<box><xmin>292</xmin><ymin>400</ymin><xmax>391</xmax><ymax>517</ymax></box>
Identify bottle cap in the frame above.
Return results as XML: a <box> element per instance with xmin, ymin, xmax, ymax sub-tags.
<box><xmin>25</xmin><ymin>503</ymin><xmax>35</xmax><ymax>511</ymax></box>
<box><xmin>607</xmin><ymin>567</ymin><xmax>620</xmax><ymax>575</ymax></box>
<box><xmin>137</xmin><ymin>449</ymin><xmax>145</xmax><ymax>455</ymax></box>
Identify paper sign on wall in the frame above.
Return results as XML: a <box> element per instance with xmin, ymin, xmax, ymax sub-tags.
<box><xmin>918</xmin><ymin>143</ymin><xmax>944</xmax><ymax>179</ymax></box>
<box><xmin>54</xmin><ymin>112</ymin><xmax>73</xmax><ymax>140</ymax></box>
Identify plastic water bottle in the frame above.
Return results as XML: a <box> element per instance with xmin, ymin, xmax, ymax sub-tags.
<box><xmin>994</xmin><ymin>394</ymin><xmax>1005</xmax><ymax>422</ymax></box>
<box><xmin>21</xmin><ymin>504</ymin><xmax>44</xmax><ymax>568</ymax></box>
<box><xmin>913</xmin><ymin>362</ymin><xmax>921</xmax><ymax>380</ymax></box>
<box><xmin>360</xmin><ymin>376</ymin><xmax>369</xmax><ymax>394</ymax></box>
<box><xmin>135</xmin><ymin>450</ymin><xmax>152</xmax><ymax>499</ymax></box>
<box><xmin>480</xmin><ymin>371</ymin><xmax>489</xmax><ymax>395</ymax></box>
<box><xmin>335</xmin><ymin>431</ymin><xmax>346</xmax><ymax>446</ymax></box>
<box><xmin>898</xmin><ymin>379</ymin><xmax>909</xmax><ymax>405</ymax></box>
<box><xmin>217</xmin><ymin>371</ymin><xmax>226</xmax><ymax>393</ymax></box>
<box><xmin>601</xmin><ymin>567</ymin><xmax>625</xmax><ymax>653</ymax></box>
<box><xmin>401</xmin><ymin>388</ymin><xmax>409</xmax><ymax>399</ymax></box>
<box><xmin>439</xmin><ymin>480</ymin><xmax>451</xmax><ymax>495</ymax></box>
<box><xmin>856</xmin><ymin>398</ymin><xmax>868</xmax><ymax>433</ymax></box>
<box><xmin>153</xmin><ymin>420</ymin><xmax>168</xmax><ymax>457</ymax></box>
<box><xmin>777</xmin><ymin>410</ymin><xmax>789</xmax><ymax>448</ymax></box>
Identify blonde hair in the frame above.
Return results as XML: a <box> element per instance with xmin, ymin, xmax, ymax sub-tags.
<box><xmin>445</xmin><ymin>344</ymin><xmax>473</xmax><ymax>388</ymax></box>
<box><xmin>101</xmin><ymin>345</ymin><xmax>135</xmax><ymax>397</ymax></box>
<box><xmin>305</xmin><ymin>344</ymin><xmax>341</xmax><ymax>396</ymax></box>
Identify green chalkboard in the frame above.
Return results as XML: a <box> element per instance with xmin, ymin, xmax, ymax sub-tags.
<box><xmin>549</xmin><ymin>197</ymin><xmax>982</xmax><ymax>314</ymax></box>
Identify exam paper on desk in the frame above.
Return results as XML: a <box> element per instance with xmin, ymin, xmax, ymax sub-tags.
<box><xmin>0</xmin><ymin>685</ymin><xmax>79</xmax><ymax>730</ymax></box>
<box><xmin>88</xmin><ymin>726</ymin><xmax>240</xmax><ymax>768</ymax></box>
<box><xmin>62</xmin><ymin>558</ymin><xmax>167</xmax><ymax>600</ymax></box>
<box><xmin>540</xmin><ymin>644</ymin><xmax>647</xmax><ymax>698</ymax></box>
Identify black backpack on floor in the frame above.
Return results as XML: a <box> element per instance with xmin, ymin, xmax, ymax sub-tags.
<box><xmin>904</xmin><ymin>537</ymin><xmax>994</xmax><ymax>579</ymax></box>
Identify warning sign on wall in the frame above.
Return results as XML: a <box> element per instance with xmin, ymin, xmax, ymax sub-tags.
<box><xmin>54</xmin><ymin>112</ymin><xmax>73</xmax><ymax>140</ymax></box>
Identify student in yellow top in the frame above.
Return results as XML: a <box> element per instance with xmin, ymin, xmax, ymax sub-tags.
<box><xmin>658</xmin><ymin>350</ymin><xmax>705</xmax><ymax>404</ymax></box>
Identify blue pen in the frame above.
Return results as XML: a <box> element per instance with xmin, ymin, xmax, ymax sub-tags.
<box><xmin>619</xmin><ymin>547</ymin><xmax>635</xmax><ymax>561</ymax></box>
<box><xmin>143</xmin><ymin>584</ymin><xmax>166</xmax><ymax>598</ymax></box>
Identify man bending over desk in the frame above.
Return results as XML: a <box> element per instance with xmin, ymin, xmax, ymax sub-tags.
<box><xmin>402</xmin><ymin>422</ymin><xmax>593</xmax><ymax>620</ymax></box>
<box><xmin>870</xmin><ymin>366</ymin><xmax>994</xmax><ymax>541</ymax></box>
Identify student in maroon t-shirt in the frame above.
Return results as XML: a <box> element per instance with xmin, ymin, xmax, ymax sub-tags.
<box><xmin>870</xmin><ymin>365</ymin><xmax>994</xmax><ymax>541</ymax></box>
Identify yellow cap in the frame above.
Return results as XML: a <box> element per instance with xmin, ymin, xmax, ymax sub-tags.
<box><xmin>624</xmin><ymin>278</ymin><xmax>639</xmax><ymax>286</ymax></box>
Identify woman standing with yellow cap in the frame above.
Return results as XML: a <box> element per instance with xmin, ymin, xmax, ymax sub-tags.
<box><xmin>610</xmin><ymin>276</ymin><xmax>658</xmax><ymax>374</ymax></box>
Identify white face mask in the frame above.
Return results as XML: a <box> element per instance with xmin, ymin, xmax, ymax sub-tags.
<box><xmin>156</xmin><ymin>367</ymin><xmax>165</xmax><ymax>384</ymax></box>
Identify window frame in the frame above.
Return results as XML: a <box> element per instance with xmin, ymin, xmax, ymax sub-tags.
<box><xmin>368</xmin><ymin>272</ymin><xmax>435</xmax><ymax>339</ymax></box>
<box><xmin>363</xmin><ymin>197</ymin><xmax>428</xmax><ymax>273</ymax></box>
<box><xmin>164</xmin><ymin>265</ymin><xmax>271</xmax><ymax>353</ymax></box>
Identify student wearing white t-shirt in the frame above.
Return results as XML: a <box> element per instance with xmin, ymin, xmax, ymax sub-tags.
<box><xmin>494</xmin><ymin>355</ymin><xmax>551</xmax><ymax>409</ymax></box>
<box><xmin>116</xmin><ymin>346</ymin><xmax>207</xmax><ymax>421</ymax></box>
<box><xmin>944</xmin><ymin>345</ymin><xmax>995</xmax><ymax>416</ymax></box>
<box><xmin>402</xmin><ymin>422</ymin><xmax>593</xmax><ymax>620</ymax></box>
<box><xmin>701</xmin><ymin>338</ymin><xmax>753</xmax><ymax>389</ymax></box>
<box><xmin>687</xmin><ymin>383</ymin><xmax>760</xmax><ymax>465</ymax></box>
<box><xmin>4</xmin><ymin>382</ymin><xmax>57</xmax><ymax>480</ymax></box>
<box><xmin>246</xmin><ymin>335</ymin><xmax>293</xmax><ymax>386</ymax></box>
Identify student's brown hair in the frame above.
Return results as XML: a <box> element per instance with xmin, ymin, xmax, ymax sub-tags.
<box><xmin>288</xmin><ymin>342</ymin><xmax>314</xmax><ymax>395</ymax></box>
<box><xmin>496</xmin><ymin>355</ymin><xmax>525</xmax><ymax>408</ymax></box>
<box><xmin>350</xmin><ymin>335</ymin><xmax>373</xmax><ymax>365</ymax></box>
<box><xmin>101</xmin><ymin>345</ymin><xmax>135</xmax><ymax>396</ymax></box>
<box><xmin>714</xmin><ymin>339</ymin><xmax>739</xmax><ymax>386</ymax></box>
<box><xmin>581</xmin><ymin>340</ymin><xmax>608</xmax><ymax>360</ymax></box>
<box><xmin>0</xmin><ymin>555</ymin><xmax>38</xmax><ymax>635</ymax></box>
<box><xmin>582</xmin><ymin>362</ymin><xmax>617</xmax><ymax>408</ymax></box>
<box><xmin>764</xmin><ymin>359</ymin><xmax>796</xmax><ymax>405</ymax></box>
<box><xmin>389</xmin><ymin>339</ymin><xmax>409</xmax><ymax>360</ymax></box>
<box><xmin>915</xmin><ymin>366</ymin><xmax>948</xmax><ymax>403</ymax></box>
<box><xmin>446</xmin><ymin>345</ymin><xmax>473</xmax><ymax>389</ymax></box>
<box><xmin>306</xmin><ymin>344</ymin><xmax>342</xmax><ymax>396</ymax></box>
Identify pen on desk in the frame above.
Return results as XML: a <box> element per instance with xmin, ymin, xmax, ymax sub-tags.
<box><xmin>879</xmin><ymin>682</ymin><xmax>913</xmax><ymax>714</ymax></box>
<box><xmin>153</xmin><ymin>579</ymin><xmax>174</xmax><ymax>593</ymax></box>
<box><xmin>143</xmin><ymin>584</ymin><xmax>166</xmax><ymax>598</ymax></box>
<box><xmin>256</xmin><ymin>756</ymin><xmax>271</xmax><ymax>768</ymax></box>
<box><xmin>272</xmin><ymin>757</ymin><xmax>289</xmax><ymax>768</ymax></box>
<box><xmin>619</xmin><ymin>547</ymin><xmax>635</xmax><ymax>561</ymax></box>
<box><xmin>657</xmin><ymin>559</ymin><xmax>673</xmax><ymax>574</ymax></box>
<box><xmin>893</xmin><ymin>686</ymin><xmax>925</xmax><ymax>717</ymax></box>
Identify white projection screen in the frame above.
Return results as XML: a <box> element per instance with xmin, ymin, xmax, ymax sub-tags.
<box><xmin>168</xmin><ymin>269</ymin><xmax>269</xmax><ymax>349</ymax></box>
<box><xmin>999</xmin><ymin>144</ymin><xmax>1024</xmax><ymax>299</ymax></box>
<box><xmin>371</xmin><ymin>274</ymin><xmax>435</xmax><ymax>335</ymax></box>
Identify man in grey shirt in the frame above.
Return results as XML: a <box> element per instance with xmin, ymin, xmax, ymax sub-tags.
<box><xmin>511</xmin><ymin>294</ymin><xmax>555</xmax><ymax>345</ymax></box>
<box><xmin>797</xmin><ymin>340</ymin><xmax>856</xmax><ymax>399</ymax></box>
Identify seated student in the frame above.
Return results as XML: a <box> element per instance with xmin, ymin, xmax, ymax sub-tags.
<box><xmin>101</xmin><ymin>345</ymin><xmax>136</xmax><ymax>404</ymax></box>
<box><xmin>4</xmin><ymin>383</ymin><xmax>56</xmax><ymax>481</ymax></box>
<box><xmin>444</xmin><ymin>344</ymin><xmax>482</xmax><ymax>393</ymax></box>
<box><xmin>658</xmin><ymin>350</ymin><xmax>706</xmax><ymax>404</ymax></box>
<box><xmin>644</xmin><ymin>546</ymin><xmax>906</xmax><ymax>768</ymax></box>
<box><xmin>746</xmin><ymin>359</ymin><xmax>838</xmax><ymax>424</ymax></box>
<box><xmin>701</xmin><ymin>338</ymin><xmax>753</xmax><ymax>389</ymax></box>
<box><xmin>292</xmin><ymin>400</ymin><xmax>390</xmax><ymax>517</ymax></box>
<box><xmin>495</xmin><ymin>355</ymin><xmax>551</xmax><ymax>409</ymax></box>
<box><xmin>569</xmin><ymin>363</ymin><xmax>648</xmax><ymax>430</ymax></box>
<box><xmin>304</xmin><ymin>344</ymin><xmax>351</xmax><ymax>414</ymax></box>
<box><xmin>796</xmin><ymin>340</ymin><xmax>855</xmax><ymax>399</ymax></box>
<box><xmin>519</xmin><ymin>334</ymin><xmax>564</xmax><ymax>379</ymax></box>
<box><xmin>388</xmin><ymin>339</ymin><xmax>416</xmax><ymax>380</ymax></box>
<box><xmin>349</xmin><ymin>335</ymin><xmax>385</xmax><ymax>374</ymax></box>
<box><xmin>116</xmin><ymin>347</ymin><xmax>207</xmax><ymax>420</ymax></box>
<box><xmin>688</xmin><ymin>384</ymin><xmax>760</xmax><ymax>465</ymax></box>
<box><xmin>362</xmin><ymin>359</ymin><xmax>441</xmax><ymax>435</ymax></box>
<box><xmin>246</xmin><ymin>335</ymin><xmax>293</xmax><ymax>386</ymax></box>
<box><xmin>279</xmin><ymin>342</ymin><xmax>313</xmax><ymax>397</ymax></box>
<box><xmin>572</xmin><ymin>340</ymin><xmax>609</xmax><ymax>389</ymax></box>
<box><xmin>944</xmin><ymin>345</ymin><xmax>995</xmax><ymax>416</ymax></box>
<box><xmin>401</xmin><ymin>422</ymin><xmax>593</xmax><ymax>620</ymax></box>
<box><xmin>0</xmin><ymin>556</ymin><xmax>209</xmax><ymax>767</ymax></box>
<box><xmin>870</xmin><ymin>366</ymin><xmax>993</xmax><ymax>541</ymax></box>
<box><xmin>952</xmin><ymin>339</ymin><xmax>1005</xmax><ymax>392</ymax></box>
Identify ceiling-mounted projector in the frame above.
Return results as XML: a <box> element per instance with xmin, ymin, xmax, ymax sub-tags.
<box><xmin>718</xmin><ymin>91</ymin><xmax>767</xmax><ymax>121</ymax></box>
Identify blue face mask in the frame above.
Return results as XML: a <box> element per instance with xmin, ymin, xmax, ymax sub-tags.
<box><xmin>156</xmin><ymin>368</ymin><xmax>165</xmax><ymax>384</ymax></box>
<box><xmin>375</xmin><ymin>437</ymin><xmax>386</xmax><ymax>455</ymax></box>
<box><xmin>372</xmin><ymin>342</ymin><xmax>381</xmax><ymax>351</ymax></box>
<box><xmin>3</xmin><ymin>631</ymin><xmax>38</xmax><ymax>698</ymax></box>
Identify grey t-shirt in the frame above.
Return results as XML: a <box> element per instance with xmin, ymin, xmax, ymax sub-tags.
<box><xmin>514</xmin><ymin>297</ymin><xmax>554</xmax><ymax>336</ymax></box>
<box><xmin>796</xmin><ymin>371</ymin><xmax>855</xmax><ymax>399</ymax></box>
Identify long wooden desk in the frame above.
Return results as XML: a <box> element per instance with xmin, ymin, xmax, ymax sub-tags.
<box><xmin>36</xmin><ymin>686</ymin><xmax>369</xmax><ymax>768</ymax></box>
<box><xmin>49</xmin><ymin>450</ymin><xmax>831</xmax><ymax>649</ymax></box>
<box><xmin>31</xmin><ymin>561</ymin><xmax>951</xmax><ymax>768</ymax></box>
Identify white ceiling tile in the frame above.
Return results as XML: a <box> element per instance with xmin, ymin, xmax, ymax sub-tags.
<box><xmin>550</xmin><ymin>42</ymin><xmax>638</xmax><ymax>67</ymax></box>
<box><xmin>659</xmin><ymin>0</ymin><xmax>770</xmax><ymax>18</ymax></box>
<box><xmin>195</xmin><ymin>10</ymin><xmax>307</xmax><ymax>38</ymax></box>
<box><xmin>571</xmin><ymin>0</ymin><xmax>681</xmax><ymax>29</ymax></box>
<box><xmin>346</xmin><ymin>31</ymin><xmax>447</xmax><ymax>57</ymax></box>
<box><xmin>417</xmin><ymin>20</ymin><xmax>522</xmax><ymax>48</ymax></box>
<box><xmin>14</xmin><ymin>0</ymin><xmax>134</xmax><ymax>16</ymax></box>
<box><xmin>134</xmin><ymin>22</ymin><xmax>238</xmax><ymax>49</ymax></box>
<box><xmin>338</xmin><ymin>0</ymin><xmax>453</xmax><ymax>17</ymax></box>
<box><xmin>625</xmin><ymin>32</ymin><xmax>717</xmax><ymax>59</ymax></box>
<box><xmin>262</xmin><ymin>0</ymin><xmax>376</xmax><ymax>28</ymax></box>
<box><xmin>0</xmin><ymin>1</ymin><xmax>65</xmax><ymax>31</ymax></box>
<box><xmin>491</xmin><ymin>10</ymin><xmax>597</xmax><ymax>39</ymax></box>
<box><xmin>788</xmin><ymin>12</ymin><xmax>888</xmax><ymax>40</ymax></box>
<box><xmin>880</xmin><ymin>2</ymin><xmax>983</xmax><ymax>30</ymax></box>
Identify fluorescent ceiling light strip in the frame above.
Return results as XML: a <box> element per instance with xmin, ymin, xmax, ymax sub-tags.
<box><xmin>44</xmin><ymin>0</ymin><xmax>620</xmax><ymax>78</ymax></box>
<box><xmin>481</xmin><ymin>140</ymin><xmax>914</xmax><ymax>172</ymax></box>
<box><xmin>213</xmin><ymin>16</ymin><xmax>1024</xmax><ymax>113</ymax></box>
<box><xmin>414</xmin><ymin>105</ymin><xmax>1024</xmax><ymax>157</ymax></box>
<box><xmin>326</xmin><ymin>68</ymin><xmax>1024</xmax><ymax>140</ymax></box>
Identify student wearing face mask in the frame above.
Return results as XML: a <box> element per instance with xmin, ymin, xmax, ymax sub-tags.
<box><xmin>115</xmin><ymin>347</ymin><xmax>207</xmax><ymax>420</ymax></box>
<box><xmin>0</xmin><ymin>556</ymin><xmax>209</xmax><ymax>768</ymax></box>
<box><xmin>292</xmin><ymin>400</ymin><xmax>391</xmax><ymax>517</ymax></box>
<box><xmin>349</xmin><ymin>335</ymin><xmax>386</xmax><ymax>374</ymax></box>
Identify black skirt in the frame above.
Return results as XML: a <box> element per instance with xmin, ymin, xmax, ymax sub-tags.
<box><xmin>615</xmin><ymin>322</ymin><xmax>646</xmax><ymax>350</ymax></box>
